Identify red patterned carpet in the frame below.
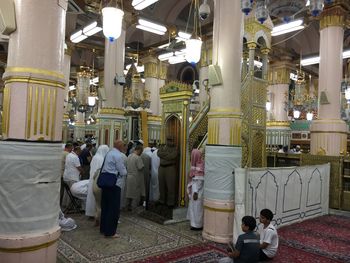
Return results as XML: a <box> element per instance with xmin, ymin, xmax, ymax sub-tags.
<box><xmin>58</xmin><ymin>214</ymin><xmax>350</xmax><ymax>262</ymax></box>
<box><xmin>136</xmin><ymin>215</ymin><xmax>350</xmax><ymax>263</ymax></box>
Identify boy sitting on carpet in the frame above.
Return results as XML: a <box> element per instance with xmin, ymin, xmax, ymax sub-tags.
<box><xmin>219</xmin><ymin>216</ymin><xmax>260</xmax><ymax>263</ymax></box>
<box><xmin>258</xmin><ymin>208</ymin><xmax>279</xmax><ymax>261</ymax></box>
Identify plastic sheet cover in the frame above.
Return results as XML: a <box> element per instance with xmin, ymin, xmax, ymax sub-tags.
<box><xmin>233</xmin><ymin>164</ymin><xmax>330</xmax><ymax>241</ymax></box>
<box><xmin>0</xmin><ymin>141</ymin><xmax>61</xmax><ymax>235</ymax></box>
<box><xmin>204</xmin><ymin>145</ymin><xmax>242</xmax><ymax>201</ymax></box>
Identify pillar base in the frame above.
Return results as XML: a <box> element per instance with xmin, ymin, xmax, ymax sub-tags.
<box><xmin>202</xmin><ymin>199</ymin><xmax>234</xmax><ymax>243</ymax></box>
<box><xmin>310</xmin><ymin>119</ymin><xmax>348</xmax><ymax>155</ymax></box>
<box><xmin>0</xmin><ymin>227</ymin><xmax>60</xmax><ymax>263</ymax></box>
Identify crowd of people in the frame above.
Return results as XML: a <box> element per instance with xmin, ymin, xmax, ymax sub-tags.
<box><xmin>60</xmin><ymin>138</ymin><xmax>280</xmax><ymax>261</ymax></box>
<box><xmin>60</xmin><ymin>137</ymin><xmax>180</xmax><ymax>237</ymax></box>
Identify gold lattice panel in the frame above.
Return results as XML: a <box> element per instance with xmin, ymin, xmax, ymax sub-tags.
<box><xmin>241</xmin><ymin>76</ymin><xmax>267</xmax><ymax>168</ymax></box>
<box><xmin>189</xmin><ymin>114</ymin><xmax>208</xmax><ymax>151</ymax></box>
<box><xmin>301</xmin><ymin>154</ymin><xmax>342</xmax><ymax>209</ymax></box>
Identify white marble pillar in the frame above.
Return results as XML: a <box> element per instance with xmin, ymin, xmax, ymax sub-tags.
<box><xmin>310</xmin><ymin>5</ymin><xmax>348</xmax><ymax>155</ymax></box>
<box><xmin>199</xmin><ymin>44</ymin><xmax>210</xmax><ymax>107</ymax></box>
<box><xmin>103</xmin><ymin>27</ymin><xmax>126</xmax><ymax>109</ymax></box>
<box><xmin>203</xmin><ymin>0</ymin><xmax>243</xmax><ymax>243</ymax></box>
<box><xmin>0</xmin><ymin>0</ymin><xmax>67</xmax><ymax>262</ymax></box>
<box><xmin>266</xmin><ymin>64</ymin><xmax>292</xmax><ymax>148</ymax></box>
<box><xmin>157</xmin><ymin>61</ymin><xmax>169</xmax><ymax>115</ymax></box>
<box><xmin>142</xmin><ymin>56</ymin><xmax>159</xmax><ymax>115</ymax></box>
<box><xmin>97</xmin><ymin>26</ymin><xmax>126</xmax><ymax>147</ymax></box>
<box><xmin>247</xmin><ymin>42</ymin><xmax>256</xmax><ymax>75</ymax></box>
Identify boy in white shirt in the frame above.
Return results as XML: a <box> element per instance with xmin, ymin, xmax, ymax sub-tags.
<box><xmin>257</xmin><ymin>209</ymin><xmax>279</xmax><ymax>260</ymax></box>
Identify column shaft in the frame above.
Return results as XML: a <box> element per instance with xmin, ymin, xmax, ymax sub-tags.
<box><xmin>310</xmin><ymin>6</ymin><xmax>348</xmax><ymax>155</ymax></box>
<box><xmin>0</xmin><ymin>0</ymin><xmax>67</xmax><ymax>262</ymax></box>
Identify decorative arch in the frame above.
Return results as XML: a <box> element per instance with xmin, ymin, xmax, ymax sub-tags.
<box><xmin>254</xmin><ymin>30</ymin><xmax>271</xmax><ymax>49</ymax></box>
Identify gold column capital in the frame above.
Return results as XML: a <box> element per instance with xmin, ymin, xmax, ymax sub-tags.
<box><xmin>261</xmin><ymin>48</ymin><xmax>271</xmax><ymax>55</ymax></box>
<box><xmin>268</xmin><ymin>66</ymin><xmax>292</xmax><ymax>85</ymax></box>
<box><xmin>247</xmin><ymin>42</ymin><xmax>257</xmax><ymax>49</ymax></box>
<box><xmin>320</xmin><ymin>5</ymin><xmax>347</xmax><ymax>30</ymax></box>
<box><xmin>143</xmin><ymin>57</ymin><xmax>158</xmax><ymax>79</ymax></box>
<box><xmin>158</xmin><ymin>61</ymin><xmax>169</xmax><ymax>80</ymax></box>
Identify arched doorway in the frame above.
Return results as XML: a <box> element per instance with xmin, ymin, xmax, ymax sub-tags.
<box><xmin>165</xmin><ymin>114</ymin><xmax>181</xmax><ymax>149</ymax></box>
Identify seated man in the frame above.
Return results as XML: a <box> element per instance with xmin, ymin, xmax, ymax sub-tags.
<box><xmin>219</xmin><ymin>215</ymin><xmax>260</xmax><ymax>263</ymax></box>
<box><xmin>258</xmin><ymin>209</ymin><xmax>279</xmax><ymax>261</ymax></box>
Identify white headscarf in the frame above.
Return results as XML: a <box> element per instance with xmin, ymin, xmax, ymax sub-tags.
<box><xmin>89</xmin><ymin>145</ymin><xmax>109</xmax><ymax>178</ymax></box>
<box><xmin>143</xmin><ymin>147</ymin><xmax>152</xmax><ymax>158</ymax></box>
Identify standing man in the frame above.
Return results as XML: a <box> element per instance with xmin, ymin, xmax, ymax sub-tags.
<box><xmin>141</xmin><ymin>147</ymin><xmax>152</xmax><ymax>209</ymax></box>
<box><xmin>126</xmin><ymin>144</ymin><xmax>144</xmax><ymax>211</ymax></box>
<box><xmin>157</xmin><ymin>137</ymin><xmax>178</xmax><ymax>207</ymax></box>
<box><xmin>61</xmin><ymin>143</ymin><xmax>73</xmax><ymax>205</ymax></box>
<box><xmin>100</xmin><ymin>140</ymin><xmax>127</xmax><ymax>238</ymax></box>
<box><xmin>80</xmin><ymin>143</ymin><xmax>93</xmax><ymax>180</ymax></box>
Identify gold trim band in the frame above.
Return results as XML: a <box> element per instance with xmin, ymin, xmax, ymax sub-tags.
<box><xmin>0</xmin><ymin>238</ymin><xmax>58</xmax><ymax>253</ymax></box>
<box><xmin>6</xmin><ymin>67</ymin><xmax>64</xmax><ymax>79</ymax></box>
<box><xmin>4</xmin><ymin>77</ymin><xmax>66</xmax><ymax>89</ymax></box>
<box><xmin>310</xmin><ymin>130</ymin><xmax>348</xmax><ymax>135</ymax></box>
<box><xmin>266</xmin><ymin>121</ymin><xmax>290</xmax><ymax>127</ymax></box>
<box><xmin>208</xmin><ymin>114</ymin><xmax>242</xmax><ymax>119</ymax></box>
<box><xmin>204</xmin><ymin>205</ymin><xmax>235</xmax><ymax>213</ymax></box>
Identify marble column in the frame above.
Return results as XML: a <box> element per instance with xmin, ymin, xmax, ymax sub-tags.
<box><xmin>199</xmin><ymin>41</ymin><xmax>210</xmax><ymax>107</ymax></box>
<box><xmin>0</xmin><ymin>0</ymin><xmax>67</xmax><ymax>262</ymax></box>
<box><xmin>266</xmin><ymin>64</ymin><xmax>292</xmax><ymax>148</ymax></box>
<box><xmin>242</xmin><ymin>51</ymin><xmax>248</xmax><ymax>79</ymax></box>
<box><xmin>157</xmin><ymin>61</ymin><xmax>169</xmax><ymax>116</ymax></box>
<box><xmin>98</xmin><ymin>26</ymin><xmax>126</xmax><ymax>147</ymax></box>
<box><xmin>247</xmin><ymin>42</ymin><xmax>256</xmax><ymax>75</ymax></box>
<box><xmin>203</xmin><ymin>0</ymin><xmax>243</xmax><ymax>243</ymax></box>
<box><xmin>62</xmin><ymin>47</ymin><xmax>71</xmax><ymax>142</ymax></box>
<box><xmin>261</xmin><ymin>48</ymin><xmax>270</xmax><ymax>81</ymax></box>
<box><xmin>142</xmin><ymin>55</ymin><xmax>159</xmax><ymax>115</ymax></box>
<box><xmin>310</xmin><ymin>5</ymin><xmax>348</xmax><ymax>155</ymax></box>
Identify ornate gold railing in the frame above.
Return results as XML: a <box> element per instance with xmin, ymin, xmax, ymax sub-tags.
<box><xmin>241</xmin><ymin>75</ymin><xmax>267</xmax><ymax>168</ymax></box>
<box><xmin>189</xmin><ymin>101</ymin><xmax>210</xmax><ymax>151</ymax></box>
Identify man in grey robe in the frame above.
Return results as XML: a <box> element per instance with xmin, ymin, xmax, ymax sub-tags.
<box><xmin>126</xmin><ymin>144</ymin><xmax>144</xmax><ymax>210</ymax></box>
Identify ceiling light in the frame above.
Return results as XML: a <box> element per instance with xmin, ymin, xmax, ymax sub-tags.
<box><xmin>132</xmin><ymin>0</ymin><xmax>159</xmax><ymax>10</ymax></box>
<box><xmin>136</xmin><ymin>25</ymin><xmax>165</xmax><ymax>35</ymax></box>
<box><xmin>168</xmin><ymin>55</ymin><xmax>186</xmax><ymax>64</ymax></box>
<box><xmin>136</xmin><ymin>19</ymin><xmax>167</xmax><ymax>35</ymax></box>
<box><xmin>83</xmin><ymin>21</ymin><xmax>102</xmax><ymax>36</ymax></box>
<box><xmin>158</xmin><ymin>43</ymin><xmax>170</xmax><ymax>49</ymax></box>
<box><xmin>158</xmin><ymin>52</ymin><xmax>174</xmax><ymax>61</ymax></box>
<box><xmin>70</xmin><ymin>30</ymin><xmax>88</xmax><ymax>43</ymax></box>
<box><xmin>102</xmin><ymin>7</ymin><xmax>124</xmax><ymax>42</ymax></box>
<box><xmin>69</xmin><ymin>85</ymin><xmax>76</xmax><ymax>91</ymax></box>
<box><xmin>300</xmin><ymin>50</ymin><xmax>350</xmax><ymax>66</ymax></box>
<box><xmin>271</xmin><ymin>19</ymin><xmax>304</xmax><ymax>36</ymax></box>
<box><xmin>306</xmin><ymin>112</ymin><xmax>313</xmax><ymax>121</ymax></box>
<box><xmin>301</xmin><ymin>56</ymin><xmax>320</xmax><ymax>66</ymax></box>
<box><xmin>177</xmin><ymin>31</ymin><xmax>192</xmax><ymax>40</ymax></box>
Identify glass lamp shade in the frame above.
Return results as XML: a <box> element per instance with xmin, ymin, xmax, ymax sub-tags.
<box><xmin>345</xmin><ymin>87</ymin><xmax>350</xmax><ymax>100</ymax></box>
<box><xmin>102</xmin><ymin>7</ymin><xmax>124</xmax><ymax>42</ymax></box>
<box><xmin>306</xmin><ymin>112</ymin><xmax>313</xmax><ymax>121</ymax></box>
<box><xmin>266</xmin><ymin>101</ymin><xmax>271</xmax><ymax>111</ymax></box>
<box><xmin>293</xmin><ymin>109</ymin><xmax>301</xmax><ymax>119</ymax></box>
<box><xmin>185</xmin><ymin>37</ymin><xmax>202</xmax><ymax>64</ymax></box>
<box><xmin>88</xmin><ymin>96</ymin><xmax>96</xmax><ymax>106</ymax></box>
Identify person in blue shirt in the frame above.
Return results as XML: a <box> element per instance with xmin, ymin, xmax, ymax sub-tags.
<box><xmin>100</xmin><ymin>140</ymin><xmax>127</xmax><ymax>238</ymax></box>
<box><xmin>219</xmin><ymin>216</ymin><xmax>260</xmax><ymax>263</ymax></box>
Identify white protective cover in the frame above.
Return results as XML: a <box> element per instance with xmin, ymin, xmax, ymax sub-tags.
<box><xmin>233</xmin><ymin>164</ymin><xmax>330</xmax><ymax>241</ymax></box>
<box><xmin>204</xmin><ymin>145</ymin><xmax>242</xmax><ymax>201</ymax></box>
<box><xmin>0</xmin><ymin>141</ymin><xmax>61</xmax><ymax>235</ymax></box>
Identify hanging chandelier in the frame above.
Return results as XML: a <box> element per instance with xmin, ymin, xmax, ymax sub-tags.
<box><xmin>241</xmin><ymin>0</ymin><xmax>334</xmax><ymax>24</ymax></box>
